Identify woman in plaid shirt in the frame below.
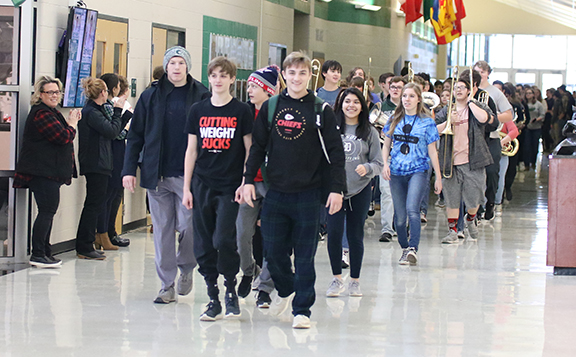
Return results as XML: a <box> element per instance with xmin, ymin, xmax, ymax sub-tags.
<box><xmin>14</xmin><ymin>75</ymin><xmax>81</xmax><ymax>268</ymax></box>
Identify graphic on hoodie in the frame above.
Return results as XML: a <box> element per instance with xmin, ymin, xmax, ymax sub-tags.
<box><xmin>342</xmin><ymin>133</ymin><xmax>361</xmax><ymax>162</ymax></box>
<box><xmin>275</xmin><ymin>107</ymin><xmax>306</xmax><ymax>140</ymax></box>
<box><xmin>199</xmin><ymin>116</ymin><xmax>238</xmax><ymax>152</ymax></box>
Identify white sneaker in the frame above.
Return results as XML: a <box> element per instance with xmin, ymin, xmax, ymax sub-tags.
<box><xmin>341</xmin><ymin>250</ymin><xmax>349</xmax><ymax>268</ymax></box>
<box><xmin>326</xmin><ymin>277</ymin><xmax>345</xmax><ymax>297</ymax></box>
<box><xmin>292</xmin><ymin>314</ymin><xmax>311</xmax><ymax>329</ymax></box>
<box><xmin>457</xmin><ymin>231</ymin><xmax>465</xmax><ymax>239</ymax></box>
<box><xmin>495</xmin><ymin>204</ymin><xmax>502</xmax><ymax>217</ymax></box>
<box><xmin>441</xmin><ymin>230</ymin><xmax>459</xmax><ymax>244</ymax></box>
<box><xmin>406</xmin><ymin>248</ymin><xmax>418</xmax><ymax>265</ymax></box>
<box><xmin>269</xmin><ymin>292</ymin><xmax>295</xmax><ymax>316</ymax></box>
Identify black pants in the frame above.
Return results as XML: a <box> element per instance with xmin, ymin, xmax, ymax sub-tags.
<box><xmin>96</xmin><ymin>185</ymin><xmax>123</xmax><ymax>237</ymax></box>
<box><xmin>327</xmin><ymin>184</ymin><xmax>371</xmax><ymax>279</ymax></box>
<box><xmin>485</xmin><ymin>138</ymin><xmax>501</xmax><ymax>205</ymax></box>
<box><xmin>505</xmin><ymin>151</ymin><xmax>519</xmax><ymax>192</ymax></box>
<box><xmin>29</xmin><ymin>176</ymin><xmax>62</xmax><ymax>257</ymax></box>
<box><xmin>76</xmin><ymin>173</ymin><xmax>109</xmax><ymax>254</ymax></box>
<box><xmin>192</xmin><ymin>176</ymin><xmax>240</xmax><ymax>299</ymax></box>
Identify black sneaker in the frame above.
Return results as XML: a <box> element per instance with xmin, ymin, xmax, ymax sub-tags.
<box><xmin>29</xmin><ymin>255</ymin><xmax>62</xmax><ymax>268</ymax></box>
<box><xmin>47</xmin><ymin>256</ymin><xmax>61</xmax><ymax>264</ymax></box>
<box><xmin>484</xmin><ymin>203</ymin><xmax>495</xmax><ymax>221</ymax></box>
<box><xmin>379</xmin><ymin>232</ymin><xmax>392</xmax><ymax>242</ymax></box>
<box><xmin>256</xmin><ymin>290</ymin><xmax>271</xmax><ymax>308</ymax></box>
<box><xmin>225</xmin><ymin>293</ymin><xmax>241</xmax><ymax>318</ymax></box>
<box><xmin>237</xmin><ymin>275</ymin><xmax>253</xmax><ymax>298</ymax></box>
<box><xmin>200</xmin><ymin>300</ymin><xmax>222</xmax><ymax>321</ymax></box>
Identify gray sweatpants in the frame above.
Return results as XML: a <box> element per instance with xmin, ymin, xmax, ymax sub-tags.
<box><xmin>235</xmin><ymin>181</ymin><xmax>267</xmax><ymax>277</ymax></box>
<box><xmin>148</xmin><ymin>176</ymin><xmax>196</xmax><ymax>290</ymax></box>
<box><xmin>379</xmin><ymin>173</ymin><xmax>394</xmax><ymax>235</ymax></box>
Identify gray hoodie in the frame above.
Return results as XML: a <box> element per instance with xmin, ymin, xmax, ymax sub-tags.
<box><xmin>341</xmin><ymin>124</ymin><xmax>384</xmax><ymax>199</ymax></box>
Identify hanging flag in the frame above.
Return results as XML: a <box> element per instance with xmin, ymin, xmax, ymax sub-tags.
<box><xmin>12</xmin><ymin>0</ymin><xmax>25</xmax><ymax>6</ymax></box>
<box><xmin>423</xmin><ymin>0</ymin><xmax>434</xmax><ymax>22</ymax></box>
<box><xmin>400</xmin><ymin>0</ymin><xmax>423</xmax><ymax>25</ymax></box>
<box><xmin>430</xmin><ymin>0</ymin><xmax>466</xmax><ymax>45</ymax></box>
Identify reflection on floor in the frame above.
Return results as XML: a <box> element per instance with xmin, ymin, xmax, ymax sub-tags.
<box><xmin>1</xmin><ymin>157</ymin><xmax>576</xmax><ymax>356</ymax></box>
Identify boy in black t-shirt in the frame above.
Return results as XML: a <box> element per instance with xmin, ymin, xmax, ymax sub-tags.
<box><xmin>183</xmin><ymin>57</ymin><xmax>253</xmax><ymax>321</ymax></box>
<box><xmin>240</xmin><ymin>52</ymin><xmax>346</xmax><ymax>329</ymax></box>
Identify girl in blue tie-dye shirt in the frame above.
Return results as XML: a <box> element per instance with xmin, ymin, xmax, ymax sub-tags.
<box><xmin>382</xmin><ymin>83</ymin><xmax>442</xmax><ymax>266</ymax></box>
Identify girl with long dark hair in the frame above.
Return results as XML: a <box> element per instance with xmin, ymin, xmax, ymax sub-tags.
<box><xmin>325</xmin><ymin>87</ymin><xmax>383</xmax><ymax>297</ymax></box>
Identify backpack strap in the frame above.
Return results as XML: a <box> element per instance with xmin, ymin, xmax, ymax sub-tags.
<box><xmin>267</xmin><ymin>95</ymin><xmax>279</xmax><ymax>129</ymax></box>
<box><xmin>313</xmin><ymin>96</ymin><xmax>331</xmax><ymax>164</ymax></box>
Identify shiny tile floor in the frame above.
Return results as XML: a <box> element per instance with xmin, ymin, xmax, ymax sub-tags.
<box><xmin>2</xmin><ymin>157</ymin><xmax>576</xmax><ymax>356</ymax></box>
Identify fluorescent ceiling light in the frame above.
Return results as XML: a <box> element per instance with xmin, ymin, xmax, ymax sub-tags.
<box><xmin>355</xmin><ymin>4</ymin><xmax>381</xmax><ymax>11</ymax></box>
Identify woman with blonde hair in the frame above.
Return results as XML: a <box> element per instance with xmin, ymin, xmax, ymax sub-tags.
<box><xmin>75</xmin><ymin>77</ymin><xmax>130</xmax><ymax>260</ymax></box>
<box><xmin>14</xmin><ymin>76</ymin><xmax>81</xmax><ymax>267</ymax></box>
<box><xmin>382</xmin><ymin>83</ymin><xmax>442</xmax><ymax>265</ymax></box>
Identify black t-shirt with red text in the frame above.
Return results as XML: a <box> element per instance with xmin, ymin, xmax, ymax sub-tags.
<box><xmin>186</xmin><ymin>97</ymin><xmax>253</xmax><ymax>193</ymax></box>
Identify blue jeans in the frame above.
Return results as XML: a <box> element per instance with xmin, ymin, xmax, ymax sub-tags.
<box><xmin>389</xmin><ymin>171</ymin><xmax>428</xmax><ymax>250</ymax></box>
<box><xmin>419</xmin><ymin>167</ymin><xmax>432</xmax><ymax>215</ymax></box>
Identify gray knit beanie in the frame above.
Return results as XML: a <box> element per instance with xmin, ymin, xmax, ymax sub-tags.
<box><xmin>163</xmin><ymin>46</ymin><xmax>192</xmax><ymax>72</ymax></box>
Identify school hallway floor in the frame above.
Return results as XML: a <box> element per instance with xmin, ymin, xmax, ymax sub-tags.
<box><xmin>1</xmin><ymin>156</ymin><xmax>575</xmax><ymax>357</ymax></box>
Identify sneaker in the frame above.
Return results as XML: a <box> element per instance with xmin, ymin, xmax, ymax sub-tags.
<box><xmin>29</xmin><ymin>255</ymin><xmax>62</xmax><ymax>268</ymax></box>
<box><xmin>435</xmin><ymin>198</ymin><xmax>446</xmax><ymax>208</ymax></box>
<box><xmin>420</xmin><ymin>212</ymin><xmax>427</xmax><ymax>223</ymax></box>
<box><xmin>224</xmin><ymin>293</ymin><xmax>241</xmax><ymax>318</ymax></box>
<box><xmin>367</xmin><ymin>201</ymin><xmax>375</xmax><ymax>217</ymax></box>
<box><xmin>47</xmin><ymin>256</ymin><xmax>61</xmax><ymax>264</ymax></box>
<box><xmin>379</xmin><ymin>232</ymin><xmax>392</xmax><ymax>242</ymax></box>
<box><xmin>237</xmin><ymin>275</ymin><xmax>253</xmax><ymax>298</ymax></box>
<box><xmin>348</xmin><ymin>280</ymin><xmax>362</xmax><ymax>297</ymax></box>
<box><xmin>177</xmin><ymin>270</ymin><xmax>193</xmax><ymax>296</ymax></box>
<box><xmin>154</xmin><ymin>285</ymin><xmax>176</xmax><ymax>304</ymax></box>
<box><xmin>200</xmin><ymin>300</ymin><xmax>223</xmax><ymax>321</ymax></box>
<box><xmin>406</xmin><ymin>247</ymin><xmax>417</xmax><ymax>265</ymax></box>
<box><xmin>269</xmin><ymin>292</ymin><xmax>295</xmax><ymax>316</ymax></box>
<box><xmin>292</xmin><ymin>314</ymin><xmax>311</xmax><ymax>329</ymax></box>
<box><xmin>399</xmin><ymin>249</ymin><xmax>410</xmax><ymax>265</ymax></box>
<box><xmin>457</xmin><ymin>231</ymin><xmax>465</xmax><ymax>239</ymax></box>
<box><xmin>441</xmin><ymin>230</ymin><xmax>459</xmax><ymax>244</ymax></box>
<box><xmin>256</xmin><ymin>290</ymin><xmax>272</xmax><ymax>308</ymax></box>
<box><xmin>341</xmin><ymin>250</ymin><xmax>349</xmax><ymax>269</ymax></box>
<box><xmin>495</xmin><ymin>204</ymin><xmax>502</xmax><ymax>217</ymax></box>
<box><xmin>466</xmin><ymin>214</ymin><xmax>479</xmax><ymax>241</ymax></box>
<box><xmin>326</xmin><ymin>277</ymin><xmax>345</xmax><ymax>297</ymax></box>
<box><xmin>484</xmin><ymin>203</ymin><xmax>495</xmax><ymax>221</ymax></box>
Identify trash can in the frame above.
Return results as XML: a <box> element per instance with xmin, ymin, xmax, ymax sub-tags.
<box><xmin>547</xmin><ymin>128</ymin><xmax>576</xmax><ymax>275</ymax></box>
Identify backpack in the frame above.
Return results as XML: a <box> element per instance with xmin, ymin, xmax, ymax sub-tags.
<box><xmin>260</xmin><ymin>94</ymin><xmax>332</xmax><ymax>185</ymax></box>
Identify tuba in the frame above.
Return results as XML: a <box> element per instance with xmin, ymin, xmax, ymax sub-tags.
<box><xmin>368</xmin><ymin>102</ymin><xmax>389</xmax><ymax>144</ymax></box>
<box><xmin>422</xmin><ymin>92</ymin><xmax>441</xmax><ymax>110</ymax></box>
<box><xmin>499</xmin><ymin>132</ymin><xmax>520</xmax><ymax>156</ymax></box>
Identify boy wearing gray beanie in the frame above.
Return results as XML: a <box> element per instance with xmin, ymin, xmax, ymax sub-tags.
<box><xmin>123</xmin><ymin>46</ymin><xmax>210</xmax><ymax>304</ymax></box>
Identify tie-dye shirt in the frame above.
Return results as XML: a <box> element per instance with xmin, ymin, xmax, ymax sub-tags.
<box><xmin>383</xmin><ymin>114</ymin><xmax>439</xmax><ymax>176</ymax></box>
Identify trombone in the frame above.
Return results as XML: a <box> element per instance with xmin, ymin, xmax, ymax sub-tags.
<box><xmin>363</xmin><ymin>57</ymin><xmax>372</xmax><ymax>102</ymax></box>
<box><xmin>309</xmin><ymin>59</ymin><xmax>321</xmax><ymax>92</ymax></box>
<box><xmin>440</xmin><ymin>65</ymin><xmax>458</xmax><ymax>179</ymax></box>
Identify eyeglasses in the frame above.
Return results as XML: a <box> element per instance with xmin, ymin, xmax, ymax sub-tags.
<box><xmin>455</xmin><ymin>85</ymin><xmax>468</xmax><ymax>91</ymax></box>
<box><xmin>390</xmin><ymin>85</ymin><xmax>403</xmax><ymax>91</ymax></box>
<box><xmin>41</xmin><ymin>90</ymin><xmax>60</xmax><ymax>96</ymax></box>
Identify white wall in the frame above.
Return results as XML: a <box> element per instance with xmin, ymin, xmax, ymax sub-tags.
<box><xmin>34</xmin><ymin>0</ymin><xmax>433</xmax><ymax>247</ymax></box>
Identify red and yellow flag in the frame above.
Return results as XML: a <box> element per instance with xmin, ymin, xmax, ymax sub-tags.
<box><xmin>430</xmin><ymin>0</ymin><xmax>466</xmax><ymax>45</ymax></box>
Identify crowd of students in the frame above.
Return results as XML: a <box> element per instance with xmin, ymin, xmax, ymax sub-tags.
<box><xmin>15</xmin><ymin>45</ymin><xmax>563</xmax><ymax>330</ymax></box>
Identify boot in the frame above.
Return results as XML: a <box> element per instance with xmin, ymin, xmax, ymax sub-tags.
<box><xmin>95</xmin><ymin>232</ymin><xmax>118</xmax><ymax>250</ymax></box>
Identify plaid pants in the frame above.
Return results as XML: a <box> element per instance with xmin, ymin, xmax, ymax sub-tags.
<box><xmin>261</xmin><ymin>188</ymin><xmax>321</xmax><ymax>318</ymax></box>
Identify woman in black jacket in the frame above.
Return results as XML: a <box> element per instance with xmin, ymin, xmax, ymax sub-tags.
<box><xmin>75</xmin><ymin>77</ymin><xmax>130</xmax><ymax>260</ymax></box>
<box><xmin>14</xmin><ymin>76</ymin><xmax>81</xmax><ymax>268</ymax></box>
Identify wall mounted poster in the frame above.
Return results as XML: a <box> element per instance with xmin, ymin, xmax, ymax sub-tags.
<box><xmin>62</xmin><ymin>7</ymin><xmax>98</xmax><ymax>108</ymax></box>
<box><xmin>209</xmin><ymin>33</ymin><xmax>254</xmax><ymax>71</ymax></box>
